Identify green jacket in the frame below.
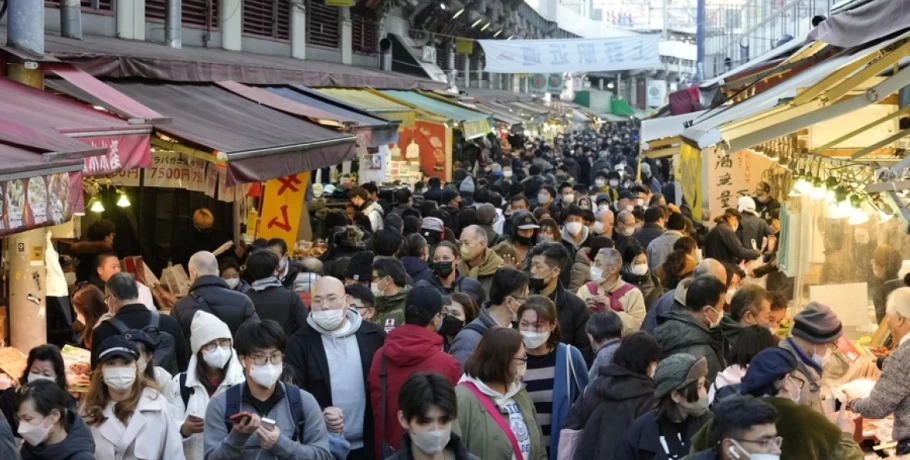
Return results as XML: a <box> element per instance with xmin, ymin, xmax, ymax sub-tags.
<box><xmin>717</xmin><ymin>315</ymin><xmax>743</xmax><ymax>356</ymax></box>
<box><xmin>453</xmin><ymin>384</ymin><xmax>546</xmax><ymax>460</ymax></box>
<box><xmin>371</xmin><ymin>286</ymin><xmax>410</xmax><ymax>332</ymax></box>
<box><xmin>690</xmin><ymin>397</ymin><xmax>863</xmax><ymax>460</ymax></box>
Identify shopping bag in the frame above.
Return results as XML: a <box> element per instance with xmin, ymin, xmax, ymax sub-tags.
<box><xmin>160</xmin><ymin>262</ymin><xmax>191</xmax><ymax>298</ymax></box>
<box><xmin>556</xmin><ymin>427</ymin><xmax>582</xmax><ymax>460</ymax></box>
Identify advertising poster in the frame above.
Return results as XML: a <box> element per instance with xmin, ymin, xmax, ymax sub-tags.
<box><xmin>396</xmin><ymin>120</ymin><xmax>449</xmax><ymax>181</ymax></box>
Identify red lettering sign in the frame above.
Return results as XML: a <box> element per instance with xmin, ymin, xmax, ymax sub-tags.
<box><xmin>276</xmin><ymin>176</ymin><xmax>302</xmax><ymax>195</ymax></box>
<box><xmin>267</xmin><ymin>205</ymin><xmax>292</xmax><ymax>232</ymax></box>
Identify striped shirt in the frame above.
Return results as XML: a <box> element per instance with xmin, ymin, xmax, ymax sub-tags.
<box><xmin>523</xmin><ymin>350</ymin><xmax>557</xmax><ymax>455</ymax></box>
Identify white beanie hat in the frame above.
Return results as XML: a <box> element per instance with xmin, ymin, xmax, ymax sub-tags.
<box><xmin>190</xmin><ymin>310</ymin><xmax>232</xmax><ymax>355</ymax></box>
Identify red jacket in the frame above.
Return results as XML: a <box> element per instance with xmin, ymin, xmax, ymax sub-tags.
<box><xmin>368</xmin><ymin>324</ymin><xmax>461</xmax><ymax>458</ymax></box>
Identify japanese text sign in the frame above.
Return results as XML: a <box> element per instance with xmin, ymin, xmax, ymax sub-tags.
<box><xmin>79</xmin><ymin>134</ymin><xmax>151</xmax><ymax>177</ymax></box>
<box><xmin>477</xmin><ymin>36</ymin><xmax>660</xmax><ymax>73</ymax></box>
<box><xmin>705</xmin><ymin>148</ymin><xmax>776</xmax><ymax>222</ymax></box>
<box><xmin>677</xmin><ymin>142</ymin><xmax>702</xmax><ymax>222</ymax></box>
<box><xmin>112</xmin><ymin>150</ymin><xmax>208</xmax><ymax>192</ymax></box>
<box><xmin>258</xmin><ymin>172</ymin><xmax>310</xmax><ymax>248</ymax></box>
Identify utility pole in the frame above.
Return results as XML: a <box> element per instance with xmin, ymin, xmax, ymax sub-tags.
<box><xmin>5</xmin><ymin>0</ymin><xmax>49</xmax><ymax>353</ymax></box>
<box><xmin>662</xmin><ymin>0</ymin><xmax>669</xmax><ymax>39</ymax></box>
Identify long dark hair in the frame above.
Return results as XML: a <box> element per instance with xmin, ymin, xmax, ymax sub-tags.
<box><xmin>21</xmin><ymin>345</ymin><xmax>68</xmax><ymax>392</ymax></box>
<box><xmin>72</xmin><ymin>285</ymin><xmax>108</xmax><ymax>348</ymax></box>
<box><xmin>195</xmin><ymin>349</ymin><xmax>230</xmax><ymax>396</ymax></box>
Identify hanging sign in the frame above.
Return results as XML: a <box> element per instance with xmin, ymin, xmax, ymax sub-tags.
<box><xmin>705</xmin><ymin>147</ymin><xmax>776</xmax><ymax>223</ymax></box>
<box><xmin>78</xmin><ymin>134</ymin><xmax>151</xmax><ymax>177</ymax></box>
<box><xmin>476</xmin><ymin>35</ymin><xmax>661</xmax><ymax>74</ymax></box>
<box><xmin>547</xmin><ymin>74</ymin><xmax>564</xmax><ymax>92</ymax></box>
<box><xmin>677</xmin><ymin>142</ymin><xmax>702</xmax><ymax>222</ymax></box>
<box><xmin>0</xmin><ymin>172</ymin><xmax>74</xmax><ymax>236</ymax></box>
<box><xmin>259</xmin><ymin>172</ymin><xmax>310</xmax><ymax>248</ymax></box>
<box><xmin>647</xmin><ymin>79</ymin><xmax>667</xmax><ymax>107</ymax></box>
<box><xmin>113</xmin><ymin>150</ymin><xmax>208</xmax><ymax>192</ymax></box>
<box><xmin>455</xmin><ymin>38</ymin><xmax>474</xmax><ymax>55</ymax></box>
<box><xmin>529</xmin><ymin>74</ymin><xmax>547</xmax><ymax>93</ymax></box>
<box><xmin>325</xmin><ymin>0</ymin><xmax>354</xmax><ymax>6</ymax></box>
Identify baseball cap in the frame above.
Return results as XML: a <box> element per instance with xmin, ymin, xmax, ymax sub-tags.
<box><xmin>737</xmin><ymin>196</ymin><xmax>757</xmax><ymax>214</ymax></box>
<box><xmin>515</xmin><ymin>212</ymin><xmax>540</xmax><ymax>230</ymax></box>
<box><xmin>405</xmin><ymin>287</ymin><xmax>445</xmax><ymax>318</ymax></box>
<box><xmin>97</xmin><ymin>335</ymin><xmax>141</xmax><ymax>363</ymax></box>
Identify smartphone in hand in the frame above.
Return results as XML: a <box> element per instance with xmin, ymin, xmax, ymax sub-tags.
<box><xmin>230</xmin><ymin>412</ymin><xmax>253</xmax><ymax>425</ymax></box>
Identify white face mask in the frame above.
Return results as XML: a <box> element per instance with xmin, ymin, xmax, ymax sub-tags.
<box><xmin>598</xmin><ymin>204</ymin><xmax>610</xmax><ymax>212</ymax></box>
<box><xmin>635</xmin><ymin>199</ymin><xmax>644</xmax><ymax>207</ymax></box>
<box><xmin>726</xmin><ymin>289</ymin><xmax>736</xmax><ymax>305</ymax></box>
<box><xmin>18</xmin><ymin>416</ymin><xmax>53</xmax><ymax>447</ymax></box>
<box><xmin>707</xmin><ymin>306</ymin><xmax>724</xmax><ymax>329</ymax></box>
<box><xmin>64</xmin><ymin>272</ymin><xmax>77</xmax><ymax>286</ymax></box>
<box><xmin>811</xmin><ymin>346</ymin><xmax>831</xmax><ymax>367</ymax></box>
<box><xmin>411</xmin><ymin>429</ymin><xmax>452</xmax><ymax>455</ymax></box>
<box><xmin>504</xmin><ymin>170</ymin><xmax>513</xmax><ymax>178</ymax></box>
<box><xmin>566</xmin><ymin>222</ymin><xmax>583</xmax><ymax>236</ymax></box>
<box><xmin>593</xmin><ymin>221</ymin><xmax>605</xmax><ymax>234</ymax></box>
<box><xmin>630</xmin><ymin>264</ymin><xmax>648</xmax><ymax>276</ymax></box>
<box><xmin>590</xmin><ymin>266</ymin><xmax>604</xmax><ymax>283</ymax></box>
<box><xmin>249</xmin><ymin>363</ymin><xmax>283</xmax><ymax>388</ymax></box>
<box><xmin>311</xmin><ymin>308</ymin><xmax>346</xmax><ymax>331</ymax></box>
<box><xmin>102</xmin><ymin>365</ymin><xmax>137</xmax><ymax>391</ymax></box>
<box><xmin>562</xmin><ymin>194</ymin><xmax>575</xmax><ymax>204</ymax></box>
<box><xmin>28</xmin><ymin>373</ymin><xmax>55</xmax><ymax>383</ymax></box>
<box><xmin>203</xmin><ymin>346</ymin><xmax>232</xmax><ymax>369</ymax></box>
<box><xmin>538</xmin><ymin>193</ymin><xmax>550</xmax><ymax>205</ymax></box>
<box><xmin>224</xmin><ymin>278</ymin><xmax>241</xmax><ymax>289</ymax></box>
<box><xmin>620</xmin><ymin>226</ymin><xmax>635</xmax><ymax>237</ymax></box>
<box><xmin>595</xmin><ymin>179</ymin><xmax>606</xmax><ymax>188</ymax></box>
<box><xmin>521</xmin><ymin>330</ymin><xmax>550</xmax><ymax>349</ymax></box>
<box><xmin>371</xmin><ymin>282</ymin><xmax>384</xmax><ymax>298</ymax></box>
<box><xmin>624</xmin><ymin>205</ymin><xmax>634</xmax><ymax>213</ymax></box>
<box><xmin>730</xmin><ymin>440</ymin><xmax>780</xmax><ymax>460</ymax></box>
<box><xmin>609</xmin><ymin>179</ymin><xmax>619</xmax><ymax>188</ymax></box>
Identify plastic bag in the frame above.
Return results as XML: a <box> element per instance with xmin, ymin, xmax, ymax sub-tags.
<box><xmin>160</xmin><ymin>262</ymin><xmax>191</xmax><ymax>298</ymax></box>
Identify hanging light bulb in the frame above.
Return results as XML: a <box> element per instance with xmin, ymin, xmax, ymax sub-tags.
<box><xmin>89</xmin><ymin>198</ymin><xmax>105</xmax><ymax>213</ymax></box>
<box><xmin>809</xmin><ymin>179</ymin><xmax>827</xmax><ymax>200</ymax></box>
<box><xmin>116</xmin><ymin>193</ymin><xmax>131</xmax><ymax>208</ymax></box>
<box><xmin>849</xmin><ymin>210</ymin><xmax>869</xmax><ymax>225</ymax></box>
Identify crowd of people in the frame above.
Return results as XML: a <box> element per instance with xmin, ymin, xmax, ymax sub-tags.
<box><xmin>0</xmin><ymin>122</ymin><xmax>895</xmax><ymax>460</ymax></box>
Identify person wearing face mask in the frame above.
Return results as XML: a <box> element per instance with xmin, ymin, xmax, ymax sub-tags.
<box><xmin>620</xmin><ymin>245</ymin><xmax>664</xmax><ymax>310</ymax></box>
<box><xmin>14</xmin><ymin>379</ymin><xmax>95</xmax><ymax>460</ymax></box>
<box><xmin>415</xmin><ymin>242</ymin><xmax>487</xmax><ymax>306</ymax></box>
<box><xmin>506</xmin><ymin>211</ymin><xmax>540</xmax><ymax>269</ymax></box>
<box><xmin>457</xmin><ymin>225</ymin><xmax>504</xmax><ymax>296</ymax></box>
<box><xmin>455</xmin><ymin>327</ymin><xmax>546</xmax><ymax>460</ymax></box>
<box><xmin>704</xmin><ymin>209</ymin><xmax>761</xmax><ymax>266</ymax></box>
<box><xmin>284</xmin><ymin>277</ymin><xmax>384</xmax><ymax>460</ymax></box>
<box><xmin>264</xmin><ymin>239</ymin><xmax>302</xmax><ymax>291</ymax></box>
<box><xmin>566</xmin><ymin>332</ymin><xmax>661</xmax><ymax>459</ymax></box>
<box><xmin>204</xmin><ymin>320</ymin><xmax>332</xmax><ymax>460</ymax></box>
<box><xmin>81</xmin><ymin>335</ymin><xmax>184</xmax><ymax>460</ymax></box>
<box><xmin>690</xmin><ymin>348</ymin><xmax>863</xmax><ymax>460</ymax></box>
<box><xmin>708</xmin><ymin>326</ymin><xmax>776</xmax><ymax>405</ymax></box>
<box><xmin>173</xmin><ymin>251</ymin><xmax>259</xmax><ymax>346</ymax></box>
<box><xmin>370</xmin><ymin>259</ymin><xmax>412</xmax><ymax>332</ymax></box>
<box><xmin>578</xmin><ymin>248</ymin><xmax>646</xmax><ymax>334</ymax></box>
<box><xmin>516</xmin><ymin>296</ymin><xmax>589</xmax><ymax>459</ymax></box>
<box><xmin>244</xmin><ymin>250</ymin><xmax>309</xmax><ymax>339</ymax></box>
<box><xmin>591</xmin><ymin>171</ymin><xmax>611</xmax><ymax>195</ymax></box>
<box><xmin>777</xmin><ymin>302</ymin><xmax>844</xmax><ymax>414</ymax></box>
<box><xmin>593</xmin><ymin>207</ymin><xmax>615</xmax><ymax>239</ymax></box>
<box><xmin>616</xmin><ymin>353</ymin><xmax>712</xmax><ymax>460</ymax></box>
<box><xmin>368</xmin><ymin>287</ymin><xmax>461</xmax><ymax>457</ymax></box>
<box><xmin>752</xmin><ymin>181</ymin><xmax>780</xmax><ymax>222</ymax></box>
<box><xmin>220</xmin><ymin>260</ymin><xmax>250</xmax><ymax>293</ymax></box>
<box><xmin>536</xmin><ymin>185</ymin><xmax>559</xmax><ymax>218</ymax></box>
<box><xmin>123</xmin><ymin>328</ymin><xmax>173</xmax><ymax>392</ymax></box>
<box><xmin>569</xmin><ymin>236</ymin><xmax>614</xmax><ymax>293</ymax></box>
<box><xmin>655</xmin><ymin>276</ymin><xmax>729</xmax><ymax>382</ymax></box>
<box><xmin>614</xmin><ymin>210</ymin><xmax>637</xmax><ymax>254</ymax></box>
<box><xmin>163</xmin><ymin>311</ymin><xmax>245</xmax><ymax>460</ymax></box>
<box><xmin>688</xmin><ymin>395</ymin><xmax>781</xmax><ymax>460</ymax></box>
<box><xmin>717</xmin><ymin>285</ymin><xmax>772</xmax><ymax>354</ymax></box>
<box><xmin>615</xmin><ymin>190</ymin><xmax>637</xmax><ymax>214</ymax></box>
<box><xmin>559</xmin><ymin>206</ymin><xmax>594</xmax><ymax>284</ymax></box>
<box><xmin>0</xmin><ymin>344</ymin><xmax>75</xmax><ymax>438</ymax></box>
<box><xmin>528</xmin><ymin>243</ymin><xmax>593</xmax><ymax>364</ymax></box>
<box><xmin>387</xmin><ymin>373</ymin><xmax>479</xmax><ymax>460</ymax></box>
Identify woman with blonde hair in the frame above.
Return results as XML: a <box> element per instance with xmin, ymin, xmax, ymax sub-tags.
<box><xmin>80</xmin><ymin>335</ymin><xmax>184</xmax><ymax>460</ymax></box>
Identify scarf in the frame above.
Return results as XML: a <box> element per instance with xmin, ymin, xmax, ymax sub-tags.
<box><xmin>250</xmin><ymin>277</ymin><xmax>284</xmax><ymax>292</ymax></box>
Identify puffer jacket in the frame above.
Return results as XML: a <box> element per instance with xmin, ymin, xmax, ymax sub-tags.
<box><xmin>20</xmin><ymin>410</ymin><xmax>95</xmax><ymax>460</ymax></box>
<box><xmin>569</xmin><ymin>247</ymin><xmax>592</xmax><ymax>293</ymax></box>
<box><xmin>654</xmin><ymin>310</ymin><xmax>727</xmax><ymax>381</ymax></box>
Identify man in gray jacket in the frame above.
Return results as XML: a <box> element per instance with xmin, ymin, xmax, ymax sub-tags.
<box><xmin>646</xmin><ymin>212</ymin><xmax>687</xmax><ymax>273</ymax></box>
<box><xmin>449</xmin><ymin>268</ymin><xmax>529</xmax><ymax>367</ymax></box>
<box><xmin>204</xmin><ymin>319</ymin><xmax>332</xmax><ymax>460</ymax></box>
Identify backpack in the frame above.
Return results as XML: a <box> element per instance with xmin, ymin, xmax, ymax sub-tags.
<box><xmin>585</xmin><ymin>281</ymin><xmax>635</xmax><ymax>313</ymax></box>
<box><xmin>109</xmin><ymin>309</ymin><xmax>178</xmax><ymax>374</ymax></box>
<box><xmin>223</xmin><ymin>382</ymin><xmax>306</xmax><ymax>441</ymax></box>
<box><xmin>178</xmin><ymin>372</ymin><xmax>194</xmax><ymax>408</ymax></box>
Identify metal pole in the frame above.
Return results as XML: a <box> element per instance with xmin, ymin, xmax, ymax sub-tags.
<box><xmin>662</xmin><ymin>0</ymin><xmax>669</xmax><ymax>38</ymax></box>
<box><xmin>166</xmin><ymin>0</ymin><xmax>183</xmax><ymax>48</ymax></box>
<box><xmin>61</xmin><ymin>0</ymin><xmax>83</xmax><ymax>39</ymax></box>
<box><xmin>696</xmin><ymin>0</ymin><xmax>706</xmax><ymax>81</ymax></box>
<box><xmin>7</xmin><ymin>0</ymin><xmax>44</xmax><ymax>55</ymax></box>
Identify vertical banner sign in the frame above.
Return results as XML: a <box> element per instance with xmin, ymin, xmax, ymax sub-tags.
<box><xmin>677</xmin><ymin>142</ymin><xmax>703</xmax><ymax>222</ymax></box>
<box><xmin>705</xmin><ymin>148</ymin><xmax>776</xmax><ymax>222</ymax></box>
<box><xmin>455</xmin><ymin>38</ymin><xmax>474</xmax><ymax>55</ymax></box>
<box><xmin>259</xmin><ymin>172</ymin><xmax>310</xmax><ymax>248</ymax></box>
<box><xmin>476</xmin><ymin>36</ymin><xmax>660</xmax><ymax>73</ymax></box>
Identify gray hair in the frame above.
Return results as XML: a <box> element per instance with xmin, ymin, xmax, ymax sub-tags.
<box><xmin>464</xmin><ymin>225</ymin><xmax>488</xmax><ymax>247</ymax></box>
<box><xmin>585</xmin><ymin>311</ymin><xmax>623</xmax><ymax>342</ymax></box>
<box><xmin>597</xmin><ymin>248</ymin><xmax>623</xmax><ymax>270</ymax></box>
<box><xmin>300</xmin><ymin>257</ymin><xmax>324</xmax><ymax>275</ymax></box>
<box><xmin>106</xmin><ymin>272</ymin><xmax>139</xmax><ymax>301</ymax></box>
<box><xmin>695</xmin><ymin>258</ymin><xmax>726</xmax><ymax>281</ymax></box>
<box><xmin>616</xmin><ymin>210</ymin><xmax>634</xmax><ymax>223</ymax></box>
<box><xmin>188</xmin><ymin>251</ymin><xmax>219</xmax><ymax>276</ymax></box>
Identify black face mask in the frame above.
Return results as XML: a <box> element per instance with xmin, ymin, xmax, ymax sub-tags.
<box><xmin>515</xmin><ymin>234</ymin><xmax>534</xmax><ymax>247</ymax></box>
<box><xmin>528</xmin><ymin>276</ymin><xmax>546</xmax><ymax>292</ymax></box>
<box><xmin>438</xmin><ymin>315</ymin><xmax>464</xmax><ymax>336</ymax></box>
<box><xmin>431</xmin><ymin>261</ymin><xmax>455</xmax><ymax>278</ymax></box>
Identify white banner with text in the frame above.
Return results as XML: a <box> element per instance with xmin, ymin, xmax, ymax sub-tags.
<box><xmin>476</xmin><ymin>36</ymin><xmax>661</xmax><ymax>74</ymax></box>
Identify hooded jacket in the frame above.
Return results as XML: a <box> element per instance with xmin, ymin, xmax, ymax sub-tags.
<box><xmin>362</xmin><ymin>201</ymin><xmax>385</xmax><ymax>233</ymax></box>
<box><xmin>20</xmin><ymin>411</ymin><xmax>95</xmax><ymax>460</ymax></box>
<box><xmin>457</xmin><ymin>249</ymin><xmax>503</xmax><ymax>295</ymax></box>
<box><xmin>560</xmin><ymin>225</ymin><xmax>593</xmax><ymax>286</ymax></box>
<box><xmin>371</xmin><ymin>286</ymin><xmax>411</xmax><ymax>332</ymax></box>
<box><xmin>569</xmin><ymin>247</ymin><xmax>592</xmax><ymax>293</ymax></box>
<box><xmin>284</xmin><ymin>310</ymin><xmax>385</xmax><ymax>457</ymax></box>
<box><xmin>704</xmin><ymin>222</ymin><xmax>760</xmax><ymax>265</ymax></box>
<box><xmin>368</xmin><ymin>324</ymin><xmax>462</xmax><ymax>458</ymax></box>
<box><xmin>399</xmin><ymin>257</ymin><xmax>435</xmax><ymax>286</ymax></box>
<box><xmin>449</xmin><ymin>304</ymin><xmax>503</xmax><ymax>367</ymax></box>
<box><xmin>654</xmin><ymin>310</ymin><xmax>727</xmax><ymax>381</ymax></box>
<box><xmin>566</xmin><ymin>364</ymin><xmax>656</xmax><ymax>460</ymax></box>
<box><xmin>614</xmin><ymin>409</ymin><xmax>711</xmax><ymax>460</ymax></box>
<box><xmin>642</xmin><ymin>278</ymin><xmax>691</xmax><ymax>334</ymax></box>
<box><xmin>716</xmin><ymin>315</ymin><xmax>744</xmax><ymax>357</ymax></box>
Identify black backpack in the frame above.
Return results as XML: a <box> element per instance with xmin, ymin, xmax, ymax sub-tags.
<box><xmin>109</xmin><ymin>309</ymin><xmax>178</xmax><ymax>374</ymax></box>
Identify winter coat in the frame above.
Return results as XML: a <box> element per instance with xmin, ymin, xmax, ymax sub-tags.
<box><xmin>453</xmin><ymin>378</ymin><xmax>546</xmax><ymax>460</ymax></box>
<box><xmin>576</xmin><ymin>278</ymin><xmax>646</xmax><ymax>334</ymax></box>
<box><xmin>86</xmin><ymin>388</ymin><xmax>185</xmax><ymax>460</ymax></box>
<box><xmin>690</xmin><ymin>397</ymin><xmax>863</xmax><ymax>460</ymax></box>
<box><xmin>703</xmin><ymin>223</ymin><xmax>760</xmax><ymax>265</ymax></box>
<box><xmin>388</xmin><ymin>432</ymin><xmax>479</xmax><ymax>460</ymax></box>
<box><xmin>371</xmin><ymin>286</ymin><xmax>410</xmax><ymax>332</ymax></box>
<box><xmin>560</xmin><ymin>227</ymin><xmax>593</xmax><ymax>287</ymax></box>
<box><xmin>362</xmin><ymin>201</ymin><xmax>385</xmax><ymax>233</ymax></box>
<box><xmin>0</xmin><ymin>379</ymin><xmax>77</xmax><ymax>437</ymax></box>
<box><xmin>20</xmin><ymin>410</ymin><xmax>95</xmax><ymax>460</ymax></box>
<box><xmin>614</xmin><ymin>410</ymin><xmax>711</xmax><ymax>460</ymax></box>
<box><xmin>399</xmin><ymin>257</ymin><xmax>435</xmax><ymax>286</ymax></box>
<box><xmin>632</xmin><ymin>224</ymin><xmax>664</xmax><ymax>251</ymax></box>
<box><xmin>589</xmin><ymin>339</ymin><xmax>621</xmax><ymax>380</ymax></box>
<box><xmin>542</xmin><ymin>343</ymin><xmax>590</xmax><ymax>459</ymax></box>
<box><xmin>620</xmin><ymin>269</ymin><xmax>664</xmax><ymax>311</ymax></box>
<box><xmin>457</xmin><ymin>249</ymin><xmax>503</xmax><ymax>296</ymax></box>
<box><xmin>646</xmin><ymin>230</ymin><xmax>684</xmax><ymax>274</ymax></box>
<box><xmin>654</xmin><ymin>310</ymin><xmax>727</xmax><ymax>381</ymax></box>
<box><xmin>567</xmin><ymin>364</ymin><xmax>656</xmax><ymax>460</ymax></box>
<box><xmin>737</xmin><ymin>212</ymin><xmax>774</xmax><ymax>254</ymax></box>
<box><xmin>414</xmin><ymin>272</ymin><xmax>487</xmax><ymax>305</ymax></box>
<box><xmin>545</xmin><ymin>282</ymin><xmax>593</xmax><ymax>364</ymax></box>
<box><xmin>90</xmin><ymin>303</ymin><xmax>189</xmax><ymax>373</ymax></box>
<box><xmin>655</xmin><ymin>255</ymin><xmax>696</xmax><ymax>292</ymax></box>
<box><xmin>851</xmin><ymin>337</ymin><xmax>910</xmax><ymax>442</ymax></box>
<box><xmin>70</xmin><ymin>240</ymin><xmax>112</xmax><ymax>285</ymax></box>
<box><xmin>368</xmin><ymin>325</ymin><xmax>461</xmax><ymax>457</ymax></box>
<box><xmin>0</xmin><ymin>418</ymin><xmax>14</xmax><ymax>460</ymax></box>
<box><xmin>755</xmin><ymin>196</ymin><xmax>781</xmax><ymax>221</ymax></box>
<box><xmin>277</xmin><ymin>258</ymin><xmax>302</xmax><ymax>291</ymax></box>
<box><xmin>569</xmin><ymin>247</ymin><xmax>592</xmax><ymax>293</ymax></box>
<box><xmin>163</xmin><ymin>352</ymin><xmax>246</xmax><ymax>460</ymax></box>
<box><xmin>779</xmin><ymin>337</ymin><xmax>825</xmax><ymax>413</ymax></box>
<box><xmin>642</xmin><ymin>279</ymin><xmax>690</xmax><ymax>334</ymax></box>
<box><xmin>708</xmin><ymin>364</ymin><xmax>747</xmax><ymax>405</ymax></box>
<box><xmin>171</xmin><ymin>275</ymin><xmax>259</xmax><ymax>343</ymax></box>
<box><xmin>449</xmin><ymin>304</ymin><xmax>502</xmax><ymax>368</ymax></box>
<box><xmin>717</xmin><ymin>315</ymin><xmax>743</xmax><ymax>358</ymax></box>
<box><xmin>245</xmin><ymin>284</ymin><xmax>309</xmax><ymax>338</ymax></box>
<box><xmin>284</xmin><ymin>314</ymin><xmax>385</xmax><ymax>459</ymax></box>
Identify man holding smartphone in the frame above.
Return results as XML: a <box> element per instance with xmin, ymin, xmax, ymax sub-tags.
<box><xmin>204</xmin><ymin>320</ymin><xmax>332</xmax><ymax>460</ymax></box>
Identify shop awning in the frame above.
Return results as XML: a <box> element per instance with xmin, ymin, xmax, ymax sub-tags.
<box><xmin>106</xmin><ymin>81</ymin><xmax>356</xmax><ymax>185</ymax></box>
<box><xmin>380</xmin><ymin>90</ymin><xmax>493</xmax><ymax>139</ymax></box>
<box><xmin>507</xmin><ymin>102</ymin><xmax>550</xmax><ymax>116</ymax></box>
<box><xmin>641</xmin><ymin>110</ymin><xmax>708</xmax><ymax>144</ymax></box>
<box><xmin>387</xmin><ymin>34</ymin><xmax>448</xmax><ymax>83</ymax></box>
<box><xmin>317</xmin><ymin>88</ymin><xmax>418</xmax><ymax>127</ymax></box>
<box><xmin>611</xmin><ymin>99</ymin><xmax>637</xmax><ymax>117</ymax></box>
<box><xmin>266</xmin><ymin>85</ymin><xmax>400</xmax><ymax>147</ymax></box>
<box><xmin>461</xmin><ymin>88</ymin><xmax>534</xmax><ymax>103</ymax></box>
<box><xmin>473</xmin><ymin>102</ymin><xmax>525</xmax><ymax>126</ymax></box>
<box><xmin>0</xmin><ymin>142</ymin><xmax>84</xmax><ymax>178</ymax></box>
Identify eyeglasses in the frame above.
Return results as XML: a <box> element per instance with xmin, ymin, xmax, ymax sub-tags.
<box><xmin>513</xmin><ymin>356</ymin><xmax>528</xmax><ymax>364</ymax></box>
<box><xmin>733</xmin><ymin>436</ymin><xmax>782</xmax><ymax>451</ymax></box>
<box><xmin>248</xmin><ymin>353</ymin><xmax>283</xmax><ymax>366</ymax></box>
<box><xmin>202</xmin><ymin>339</ymin><xmax>232</xmax><ymax>352</ymax></box>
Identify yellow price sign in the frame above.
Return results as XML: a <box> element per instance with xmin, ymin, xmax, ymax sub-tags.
<box><xmin>455</xmin><ymin>38</ymin><xmax>473</xmax><ymax>55</ymax></box>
